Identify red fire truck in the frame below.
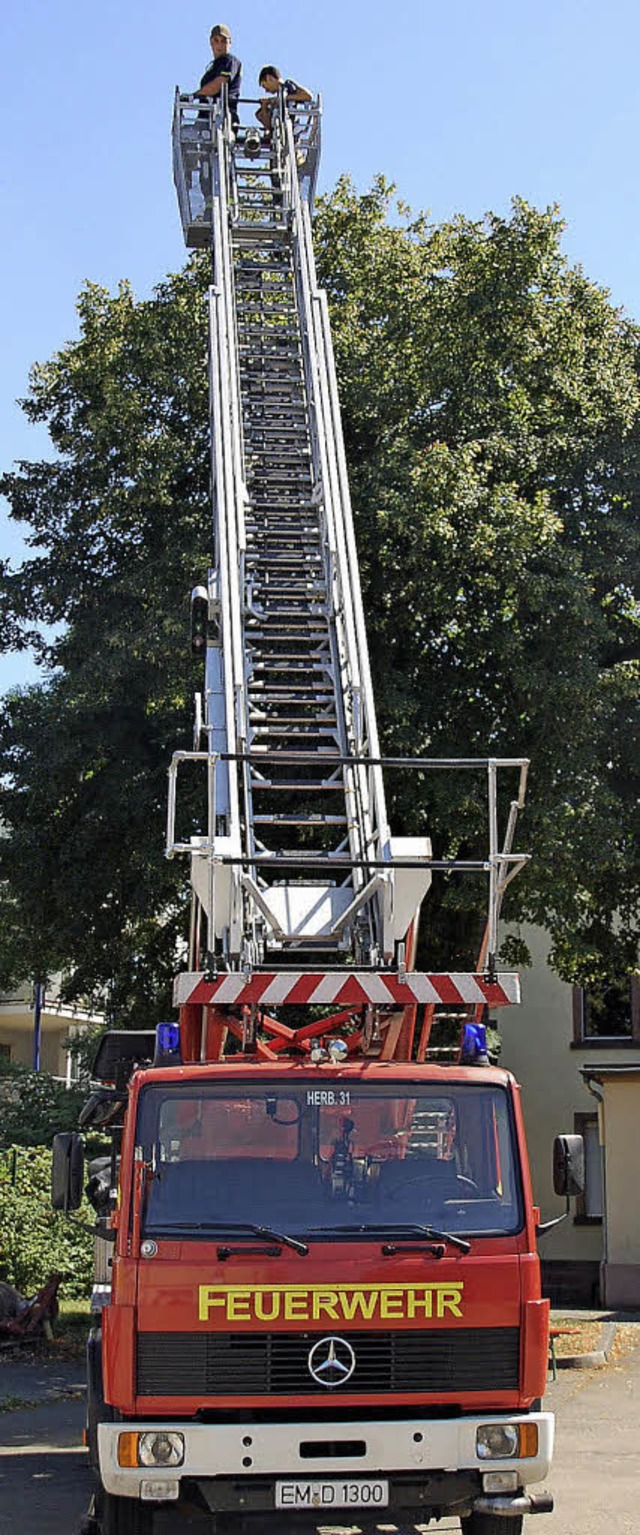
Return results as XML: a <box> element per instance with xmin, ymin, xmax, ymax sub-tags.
<box><xmin>56</xmin><ymin>1023</ymin><xmax>576</xmax><ymax>1535</ymax></box>
<box><xmin>52</xmin><ymin>84</ymin><xmax>584</xmax><ymax>1535</ymax></box>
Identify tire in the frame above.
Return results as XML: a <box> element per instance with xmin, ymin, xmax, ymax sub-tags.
<box><xmin>99</xmin><ymin>1489</ymin><xmax>155</xmax><ymax>1535</ymax></box>
<box><xmin>461</xmin><ymin>1515</ymin><xmax>524</xmax><ymax>1535</ymax></box>
<box><xmin>86</xmin><ymin>1327</ymin><xmax>110</xmax><ymax>1473</ymax></box>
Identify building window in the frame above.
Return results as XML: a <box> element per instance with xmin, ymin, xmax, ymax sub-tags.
<box><xmin>0</xmin><ymin>1044</ymin><xmax>11</xmax><ymax>1062</ymax></box>
<box><xmin>574</xmin><ymin>1112</ymin><xmax>603</xmax><ymax>1224</ymax></box>
<box><xmin>573</xmin><ymin>976</ymin><xmax>640</xmax><ymax>1045</ymax></box>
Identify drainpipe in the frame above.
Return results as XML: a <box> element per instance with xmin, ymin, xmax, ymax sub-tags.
<box><xmin>32</xmin><ymin>981</ymin><xmax>44</xmax><ymax>1072</ymax></box>
<box><xmin>585</xmin><ymin>1075</ymin><xmax>607</xmax><ymax>1301</ymax></box>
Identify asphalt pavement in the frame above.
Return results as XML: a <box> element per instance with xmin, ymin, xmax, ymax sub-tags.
<box><xmin>0</xmin><ymin>1393</ymin><xmax>89</xmax><ymax>1535</ymax></box>
<box><xmin>1</xmin><ymin>1339</ymin><xmax>639</xmax><ymax>1534</ymax></box>
<box><xmin>544</xmin><ymin>1336</ymin><xmax>640</xmax><ymax>1535</ymax></box>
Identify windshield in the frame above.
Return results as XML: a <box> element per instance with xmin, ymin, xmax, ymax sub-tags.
<box><xmin>136</xmin><ymin>1080</ymin><xmax>523</xmax><ymax>1239</ymax></box>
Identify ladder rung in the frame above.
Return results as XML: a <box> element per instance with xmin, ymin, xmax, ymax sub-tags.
<box><xmin>248</xmin><ymin>498</ymin><xmax>317</xmax><ymax>509</ymax></box>
<box><xmin>250</xmin><ymin>784</ymin><xmax>343</xmax><ymax>794</ymax></box>
<box><xmin>250</xmin><ymin>574</ymin><xmax>326</xmax><ymax>584</ymax></box>
<box><xmin>251</xmin><ymin>660</ymin><xmax>329</xmax><ymax>670</ymax></box>
<box><xmin>250</xmin><ymin>780</ymin><xmax>343</xmax><ymax>792</ymax></box>
<box><xmin>244</xmin><ymin>428</ymin><xmax>310</xmax><ymax>441</ymax></box>
<box><xmin>249</xmin><ymin>633</ymin><xmax>329</xmax><ymax>644</ymax></box>
<box><xmin>250</xmin><ymin>617</ymin><xmax>327</xmax><ymax>627</ymax></box>
<box><xmin>253</xmin><ymin>814</ymin><xmax>347</xmax><ymax>826</ymax></box>
<box><xmin>247</xmin><ymin>546</ymin><xmax>322</xmax><ymax>558</ymax></box>
<box><xmin>251</xmin><ymin>713</ymin><xmax>338</xmax><ymax>725</ymax></box>
<box><xmin>249</xmin><ymin>689</ymin><xmax>335</xmax><ymax>700</ymax></box>
<box><xmin>246</xmin><ymin>524</ymin><xmax>320</xmax><ymax>534</ymax></box>
<box><xmin>252</xmin><ymin>729</ymin><xmax>340</xmax><ymax>740</ymax></box>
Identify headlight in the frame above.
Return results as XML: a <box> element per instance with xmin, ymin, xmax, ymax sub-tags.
<box><xmin>476</xmin><ymin>1423</ymin><xmax>519</xmax><ymax>1459</ymax></box>
<box><xmin>138</xmin><ymin>1432</ymin><xmax>185</xmax><ymax>1468</ymax></box>
<box><xmin>476</xmin><ymin>1422</ymin><xmax>539</xmax><ymax>1460</ymax></box>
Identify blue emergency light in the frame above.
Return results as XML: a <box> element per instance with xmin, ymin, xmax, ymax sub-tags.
<box><xmin>461</xmin><ymin>1021</ymin><xmax>489</xmax><ymax>1066</ymax></box>
<box><xmin>153</xmin><ymin>1022</ymin><xmax>182</xmax><ymax>1066</ymax></box>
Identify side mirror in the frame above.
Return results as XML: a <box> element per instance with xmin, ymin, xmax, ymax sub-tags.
<box><xmin>553</xmin><ymin>1133</ymin><xmax>585</xmax><ymax>1198</ymax></box>
<box><xmin>51</xmin><ymin>1131</ymin><xmax>85</xmax><ymax>1212</ymax></box>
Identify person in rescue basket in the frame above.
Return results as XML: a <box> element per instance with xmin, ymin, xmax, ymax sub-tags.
<box><xmin>256</xmin><ymin>65</ymin><xmax>312</xmax><ymax>136</ymax></box>
<box><xmin>196</xmin><ymin>23</ymin><xmax>242</xmax><ymax>130</ymax></box>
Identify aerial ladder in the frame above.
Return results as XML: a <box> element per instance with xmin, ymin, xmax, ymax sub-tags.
<box><xmin>169</xmin><ymin>86</ymin><xmax>529</xmax><ymax>1061</ymax></box>
<box><xmin>48</xmin><ymin>91</ymin><xmax>561</xmax><ymax>1535</ymax></box>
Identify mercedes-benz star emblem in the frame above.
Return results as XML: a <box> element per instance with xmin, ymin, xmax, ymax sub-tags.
<box><xmin>308</xmin><ymin>1335</ymin><xmax>356</xmax><ymax>1388</ymax></box>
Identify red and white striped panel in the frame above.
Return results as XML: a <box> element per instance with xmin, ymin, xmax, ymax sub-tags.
<box><xmin>173</xmin><ymin>971</ymin><xmax>520</xmax><ymax>1009</ymax></box>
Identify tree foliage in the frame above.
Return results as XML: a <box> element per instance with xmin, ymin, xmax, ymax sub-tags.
<box><xmin>314</xmin><ymin>183</ymin><xmax>640</xmax><ymax>982</ymax></box>
<box><xmin>0</xmin><ymin>1145</ymin><xmax>93</xmax><ymax>1298</ymax></box>
<box><xmin>1</xmin><ymin>186</ymin><xmax>640</xmax><ymax>1003</ymax></box>
<box><xmin>0</xmin><ymin>1060</ymin><xmax>86</xmax><ymax>1147</ymax></box>
<box><xmin>0</xmin><ymin>266</ymin><xmax>211</xmax><ymax>1022</ymax></box>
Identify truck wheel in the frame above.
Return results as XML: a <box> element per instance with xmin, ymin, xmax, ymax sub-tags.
<box><xmin>87</xmin><ymin>1327</ymin><xmax>112</xmax><ymax>1473</ymax></box>
<box><xmin>461</xmin><ymin>1515</ymin><xmax>523</xmax><ymax>1535</ymax></box>
<box><xmin>100</xmin><ymin>1491</ymin><xmax>155</xmax><ymax>1535</ymax></box>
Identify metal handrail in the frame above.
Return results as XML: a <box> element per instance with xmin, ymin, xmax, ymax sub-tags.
<box><xmin>166</xmin><ymin>749</ymin><xmax>530</xmax><ymax>967</ymax></box>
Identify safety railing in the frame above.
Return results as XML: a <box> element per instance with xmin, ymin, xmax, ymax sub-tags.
<box><xmin>172</xmin><ymin>89</ymin><xmax>323</xmax><ymax>249</ymax></box>
<box><xmin>167</xmin><ymin>751</ymin><xmax>530</xmax><ymax>974</ymax></box>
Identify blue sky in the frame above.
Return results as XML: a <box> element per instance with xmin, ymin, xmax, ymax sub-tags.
<box><xmin>2</xmin><ymin>0</ymin><xmax>640</xmax><ymax>692</ymax></box>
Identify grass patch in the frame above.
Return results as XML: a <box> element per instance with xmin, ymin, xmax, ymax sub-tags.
<box><xmin>53</xmin><ymin>1295</ymin><xmax>92</xmax><ymax>1355</ymax></box>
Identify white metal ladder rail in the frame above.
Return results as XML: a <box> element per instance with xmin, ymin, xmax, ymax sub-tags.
<box><xmin>224</xmin><ymin>108</ymin><xmax>393</xmax><ymax>965</ymax></box>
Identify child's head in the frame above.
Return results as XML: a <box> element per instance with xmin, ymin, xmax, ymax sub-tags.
<box><xmin>259</xmin><ymin>65</ymin><xmax>281</xmax><ymax>92</ymax></box>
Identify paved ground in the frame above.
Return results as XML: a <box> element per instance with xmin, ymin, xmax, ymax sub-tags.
<box><xmin>0</xmin><ymin>1394</ymin><xmax>89</xmax><ymax>1535</ymax></box>
<box><xmin>0</xmin><ymin>1356</ymin><xmax>84</xmax><ymax>1408</ymax></box>
<box><xmin>545</xmin><ymin>1339</ymin><xmax>640</xmax><ymax>1535</ymax></box>
<box><xmin>1</xmin><ymin>1338</ymin><xmax>640</xmax><ymax>1534</ymax></box>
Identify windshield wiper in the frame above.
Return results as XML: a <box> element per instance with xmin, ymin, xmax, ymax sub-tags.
<box><xmin>148</xmin><ymin>1221</ymin><xmax>309</xmax><ymax>1255</ymax></box>
<box><xmin>308</xmin><ymin>1222</ymin><xmax>471</xmax><ymax>1254</ymax></box>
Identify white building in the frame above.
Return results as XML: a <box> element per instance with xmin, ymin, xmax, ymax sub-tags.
<box><xmin>0</xmin><ymin>980</ymin><xmax>104</xmax><ymax>1082</ymax></box>
<box><xmin>500</xmin><ymin>927</ymin><xmax>640</xmax><ymax>1307</ymax></box>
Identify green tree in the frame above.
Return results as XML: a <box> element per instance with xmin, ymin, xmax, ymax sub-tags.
<box><xmin>1</xmin><ymin>264</ymin><xmax>211</xmax><ymax>1023</ymax></box>
<box><xmin>1</xmin><ymin>187</ymin><xmax>639</xmax><ymax>1003</ymax></box>
<box><xmin>313</xmin><ymin>182</ymin><xmax>640</xmax><ymax>982</ymax></box>
<box><xmin>0</xmin><ymin>1145</ymin><xmax>93</xmax><ymax>1298</ymax></box>
<box><xmin>0</xmin><ymin>1059</ymin><xmax>86</xmax><ymax>1148</ymax></box>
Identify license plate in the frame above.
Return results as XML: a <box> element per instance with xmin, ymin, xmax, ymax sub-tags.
<box><xmin>276</xmin><ymin>1479</ymin><xmax>389</xmax><ymax>1511</ymax></box>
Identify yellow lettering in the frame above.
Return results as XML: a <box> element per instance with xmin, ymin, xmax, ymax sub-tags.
<box><xmin>340</xmin><ymin>1290</ymin><xmax>380</xmax><ymax>1322</ymax></box>
<box><xmin>311</xmin><ymin>1290</ymin><xmax>340</xmax><ymax>1321</ymax></box>
<box><xmin>255</xmin><ymin>1290</ymin><xmax>281</xmax><ymax>1322</ymax></box>
<box><xmin>284</xmin><ymin>1291</ymin><xmax>311</xmax><ymax>1321</ymax></box>
<box><xmin>380</xmin><ymin>1289</ymin><xmax>405</xmax><ymax>1320</ymax></box>
<box><xmin>407</xmin><ymin>1289</ymin><xmax>433</xmax><ymax>1318</ymax></box>
<box><xmin>198</xmin><ymin>1286</ymin><xmax>226</xmax><ymax>1321</ymax></box>
<box><xmin>227</xmin><ymin>1290</ymin><xmax>252</xmax><ymax>1321</ymax></box>
<box><xmin>437</xmin><ymin>1285</ymin><xmax>464</xmax><ymax>1318</ymax></box>
<box><xmin>198</xmin><ymin>1282</ymin><xmax>464</xmax><ymax>1326</ymax></box>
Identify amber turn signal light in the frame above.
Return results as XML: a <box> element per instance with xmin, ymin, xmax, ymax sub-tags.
<box><xmin>117</xmin><ymin>1432</ymin><xmax>140</xmax><ymax>1467</ymax></box>
<box><xmin>518</xmin><ymin>1422</ymin><xmax>539</xmax><ymax>1458</ymax></box>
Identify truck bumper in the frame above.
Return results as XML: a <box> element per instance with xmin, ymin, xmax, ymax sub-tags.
<box><xmin>98</xmin><ymin>1410</ymin><xmax>554</xmax><ymax>1509</ymax></box>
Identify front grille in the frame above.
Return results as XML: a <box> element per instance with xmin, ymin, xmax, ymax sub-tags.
<box><xmin>137</xmin><ymin>1327</ymin><xmax>519</xmax><ymax>1397</ymax></box>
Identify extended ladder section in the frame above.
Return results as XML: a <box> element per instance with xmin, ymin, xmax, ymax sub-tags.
<box><xmin>169</xmin><ymin>90</ymin><xmax>529</xmax><ymax>1004</ymax></box>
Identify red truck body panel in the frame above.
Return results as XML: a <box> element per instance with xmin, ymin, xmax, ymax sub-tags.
<box><xmin>103</xmin><ymin>1058</ymin><xmax>549</xmax><ymax>1419</ymax></box>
